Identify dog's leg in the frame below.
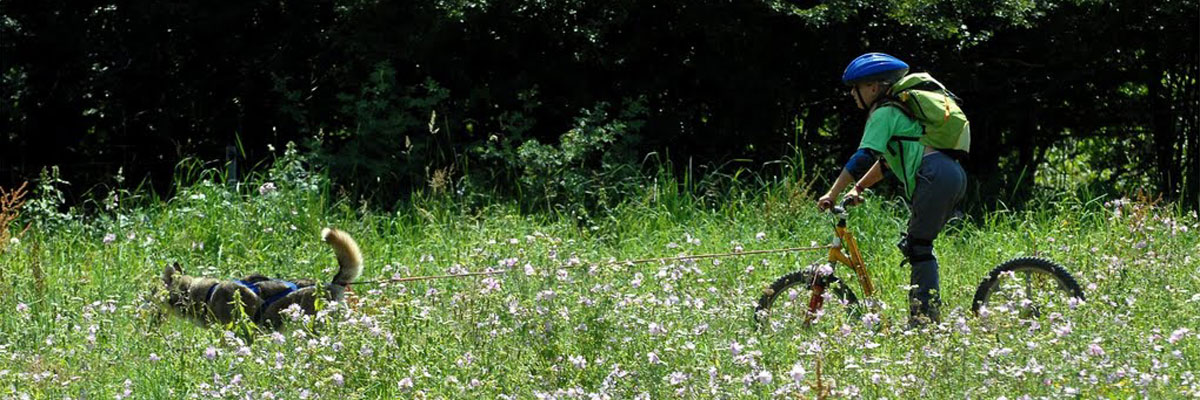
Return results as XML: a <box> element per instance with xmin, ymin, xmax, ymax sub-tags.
<box><xmin>258</xmin><ymin>286</ymin><xmax>320</xmax><ymax>329</ymax></box>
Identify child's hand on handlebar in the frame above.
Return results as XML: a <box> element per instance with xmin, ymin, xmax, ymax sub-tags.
<box><xmin>843</xmin><ymin>187</ymin><xmax>865</xmax><ymax>207</ymax></box>
<box><xmin>817</xmin><ymin>193</ymin><xmax>835</xmax><ymax>211</ymax></box>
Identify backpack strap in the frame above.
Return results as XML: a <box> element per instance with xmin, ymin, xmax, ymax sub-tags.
<box><xmin>873</xmin><ymin>99</ymin><xmax>922</xmax><ymax>143</ymax></box>
<box><xmin>874</xmin><ymin>98</ymin><xmax>914</xmax><ymax>119</ymax></box>
<box><xmin>874</xmin><ymin>101</ymin><xmax>921</xmax><ymax>198</ymax></box>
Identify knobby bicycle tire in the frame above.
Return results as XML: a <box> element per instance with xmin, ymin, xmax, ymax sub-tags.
<box><xmin>971</xmin><ymin>257</ymin><xmax>1085</xmax><ymax>315</ymax></box>
<box><xmin>755</xmin><ymin>269</ymin><xmax>859</xmax><ymax>325</ymax></box>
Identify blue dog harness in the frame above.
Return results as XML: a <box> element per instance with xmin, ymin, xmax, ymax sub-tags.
<box><xmin>204</xmin><ymin>279</ymin><xmax>300</xmax><ymax>323</ymax></box>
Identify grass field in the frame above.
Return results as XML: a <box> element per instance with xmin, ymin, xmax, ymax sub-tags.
<box><xmin>1</xmin><ymin>158</ymin><xmax>1198</xmax><ymax>399</ymax></box>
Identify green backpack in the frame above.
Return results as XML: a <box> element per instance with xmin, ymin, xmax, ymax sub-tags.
<box><xmin>882</xmin><ymin>73</ymin><xmax>971</xmax><ymax>157</ymax></box>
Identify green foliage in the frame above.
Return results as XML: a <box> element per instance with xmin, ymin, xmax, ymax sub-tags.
<box><xmin>320</xmin><ymin>63</ymin><xmax>451</xmax><ymax>203</ymax></box>
<box><xmin>1036</xmin><ymin>136</ymin><xmax>1157</xmax><ymax>196</ymax></box>
<box><xmin>268</xmin><ymin>142</ymin><xmax>327</xmax><ymax>195</ymax></box>
<box><xmin>1</xmin><ymin>0</ymin><xmax>1197</xmax><ymax>209</ymax></box>
<box><xmin>505</xmin><ymin>99</ymin><xmax>646</xmax><ymax>214</ymax></box>
<box><xmin>21</xmin><ymin>167</ymin><xmax>74</xmax><ymax>230</ymax></box>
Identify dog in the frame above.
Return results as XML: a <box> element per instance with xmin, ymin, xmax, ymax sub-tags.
<box><xmin>162</xmin><ymin>228</ymin><xmax>363</xmax><ymax>328</ymax></box>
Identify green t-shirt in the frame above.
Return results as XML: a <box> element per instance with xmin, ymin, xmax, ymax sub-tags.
<box><xmin>858</xmin><ymin>106</ymin><xmax>924</xmax><ymax>198</ymax></box>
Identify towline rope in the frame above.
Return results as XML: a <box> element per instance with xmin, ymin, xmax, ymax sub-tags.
<box><xmin>350</xmin><ymin>244</ymin><xmax>834</xmax><ymax>285</ymax></box>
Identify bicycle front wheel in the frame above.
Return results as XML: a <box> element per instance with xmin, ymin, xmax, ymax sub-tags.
<box><xmin>755</xmin><ymin>267</ymin><xmax>859</xmax><ymax>331</ymax></box>
<box><xmin>971</xmin><ymin>257</ymin><xmax>1085</xmax><ymax>325</ymax></box>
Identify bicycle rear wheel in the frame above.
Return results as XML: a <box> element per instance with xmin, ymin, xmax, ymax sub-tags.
<box><xmin>972</xmin><ymin>257</ymin><xmax>1085</xmax><ymax>325</ymax></box>
<box><xmin>755</xmin><ymin>267</ymin><xmax>859</xmax><ymax>331</ymax></box>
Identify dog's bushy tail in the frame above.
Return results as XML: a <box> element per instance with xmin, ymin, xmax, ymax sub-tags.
<box><xmin>322</xmin><ymin>228</ymin><xmax>363</xmax><ymax>285</ymax></box>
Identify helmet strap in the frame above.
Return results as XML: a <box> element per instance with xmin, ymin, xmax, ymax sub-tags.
<box><xmin>858</xmin><ymin>82</ymin><xmax>891</xmax><ymax>111</ymax></box>
<box><xmin>853</xmin><ymin>86</ymin><xmax>867</xmax><ymax>111</ymax></box>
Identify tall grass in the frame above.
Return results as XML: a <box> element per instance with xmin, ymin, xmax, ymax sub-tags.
<box><xmin>1</xmin><ymin>149</ymin><xmax>1197</xmax><ymax>398</ymax></box>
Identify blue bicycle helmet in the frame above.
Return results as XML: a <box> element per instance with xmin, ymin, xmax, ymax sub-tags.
<box><xmin>842</xmin><ymin>53</ymin><xmax>909</xmax><ymax>85</ymax></box>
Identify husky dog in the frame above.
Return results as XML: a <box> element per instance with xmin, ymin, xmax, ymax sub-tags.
<box><xmin>162</xmin><ymin>228</ymin><xmax>363</xmax><ymax>328</ymax></box>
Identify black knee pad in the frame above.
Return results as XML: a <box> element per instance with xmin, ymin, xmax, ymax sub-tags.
<box><xmin>897</xmin><ymin>235</ymin><xmax>936</xmax><ymax>264</ymax></box>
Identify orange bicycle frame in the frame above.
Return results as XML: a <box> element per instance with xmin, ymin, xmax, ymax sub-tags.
<box><xmin>804</xmin><ymin>216</ymin><xmax>875</xmax><ymax>325</ymax></box>
<box><xmin>829</xmin><ymin>222</ymin><xmax>875</xmax><ymax>298</ymax></box>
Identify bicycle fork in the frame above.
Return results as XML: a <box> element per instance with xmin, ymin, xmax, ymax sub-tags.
<box><xmin>803</xmin><ymin>279</ymin><xmax>827</xmax><ymax>327</ymax></box>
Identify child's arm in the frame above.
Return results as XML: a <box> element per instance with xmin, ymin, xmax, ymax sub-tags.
<box><xmin>855</xmin><ymin>160</ymin><xmax>885</xmax><ymax>190</ymax></box>
<box><xmin>844</xmin><ymin>160</ymin><xmax>884</xmax><ymax>204</ymax></box>
<box><xmin>818</xmin><ymin>170</ymin><xmax>855</xmax><ymax>210</ymax></box>
<box><xmin>820</xmin><ymin>148</ymin><xmax>878</xmax><ymax>209</ymax></box>
<box><xmin>823</xmin><ymin>170</ymin><xmax>856</xmax><ymax>199</ymax></box>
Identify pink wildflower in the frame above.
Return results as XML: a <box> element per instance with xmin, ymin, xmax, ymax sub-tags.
<box><xmin>814</xmin><ymin>264</ymin><xmax>833</xmax><ymax>277</ymax></box>
<box><xmin>331</xmin><ymin>372</ymin><xmax>344</xmax><ymax>387</ymax></box>
<box><xmin>204</xmin><ymin>346</ymin><xmax>218</xmax><ymax>360</ymax></box>
<box><xmin>756</xmin><ymin>370</ymin><xmax>773</xmax><ymax>384</ymax></box>
<box><xmin>861</xmin><ymin>313</ymin><xmax>881</xmax><ymax>330</ymax></box>
<box><xmin>1169</xmin><ymin>328</ymin><xmax>1190</xmax><ymax>344</ymax></box>
<box><xmin>789</xmin><ymin>363</ymin><xmax>807</xmax><ymax>383</ymax></box>
<box><xmin>1054</xmin><ymin>323</ymin><xmax>1072</xmax><ymax>337</ymax></box>
<box><xmin>258</xmin><ymin>182</ymin><xmax>277</xmax><ymax>195</ymax></box>
<box><xmin>668</xmin><ymin>372</ymin><xmax>688</xmax><ymax>385</ymax></box>
<box><xmin>481</xmin><ymin>277</ymin><xmax>502</xmax><ymax>294</ymax></box>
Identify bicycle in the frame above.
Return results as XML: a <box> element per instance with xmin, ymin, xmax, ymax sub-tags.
<box><xmin>754</xmin><ymin>199</ymin><xmax>1086</xmax><ymax>331</ymax></box>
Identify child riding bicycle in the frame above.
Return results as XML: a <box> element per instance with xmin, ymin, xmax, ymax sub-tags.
<box><xmin>816</xmin><ymin>53</ymin><xmax>968</xmax><ymax>327</ymax></box>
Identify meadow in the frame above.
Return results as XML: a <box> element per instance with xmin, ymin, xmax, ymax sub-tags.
<box><xmin>1</xmin><ymin>153</ymin><xmax>1197</xmax><ymax>399</ymax></box>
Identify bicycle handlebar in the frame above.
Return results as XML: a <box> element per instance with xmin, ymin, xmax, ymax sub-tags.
<box><xmin>829</xmin><ymin>197</ymin><xmax>858</xmax><ymax>215</ymax></box>
<box><xmin>840</xmin><ymin>196</ymin><xmax>858</xmax><ymax>209</ymax></box>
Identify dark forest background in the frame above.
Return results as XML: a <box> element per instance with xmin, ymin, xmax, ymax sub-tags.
<box><xmin>2</xmin><ymin>0</ymin><xmax>1197</xmax><ymax>210</ymax></box>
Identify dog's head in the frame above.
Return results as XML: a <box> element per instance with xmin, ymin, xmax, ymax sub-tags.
<box><xmin>162</xmin><ymin>262</ymin><xmax>194</xmax><ymax>308</ymax></box>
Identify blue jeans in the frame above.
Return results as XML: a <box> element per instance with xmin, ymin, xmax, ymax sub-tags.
<box><xmin>904</xmin><ymin>151</ymin><xmax>967</xmax><ymax>322</ymax></box>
